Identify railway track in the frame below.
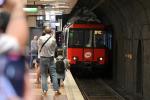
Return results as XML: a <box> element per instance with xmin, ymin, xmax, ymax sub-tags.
<box><xmin>75</xmin><ymin>78</ymin><xmax>125</xmax><ymax>100</ymax></box>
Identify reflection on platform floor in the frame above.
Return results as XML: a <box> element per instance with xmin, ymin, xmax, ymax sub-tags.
<box><xmin>29</xmin><ymin>70</ymin><xmax>84</xmax><ymax>100</ymax></box>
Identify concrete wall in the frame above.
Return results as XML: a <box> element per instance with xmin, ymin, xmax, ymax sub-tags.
<box><xmin>93</xmin><ymin>0</ymin><xmax>150</xmax><ymax>99</ymax></box>
<box><xmin>27</xmin><ymin>16</ymin><xmax>37</xmax><ymax>27</ymax></box>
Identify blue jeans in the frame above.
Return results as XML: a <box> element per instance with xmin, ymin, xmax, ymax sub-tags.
<box><xmin>40</xmin><ymin>57</ymin><xmax>59</xmax><ymax>91</ymax></box>
<box><xmin>30</xmin><ymin>51</ymin><xmax>38</xmax><ymax>68</ymax></box>
<box><xmin>30</xmin><ymin>55</ymin><xmax>37</xmax><ymax>68</ymax></box>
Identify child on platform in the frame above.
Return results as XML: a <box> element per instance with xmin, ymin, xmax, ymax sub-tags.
<box><xmin>55</xmin><ymin>48</ymin><xmax>70</xmax><ymax>87</ymax></box>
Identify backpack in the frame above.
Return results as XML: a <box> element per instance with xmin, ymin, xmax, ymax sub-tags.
<box><xmin>56</xmin><ymin>57</ymin><xmax>65</xmax><ymax>74</ymax></box>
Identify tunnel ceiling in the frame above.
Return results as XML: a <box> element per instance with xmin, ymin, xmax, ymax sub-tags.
<box><xmin>69</xmin><ymin>0</ymin><xmax>150</xmax><ymax>39</ymax></box>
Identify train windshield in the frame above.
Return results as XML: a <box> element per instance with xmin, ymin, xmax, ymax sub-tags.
<box><xmin>93</xmin><ymin>30</ymin><xmax>106</xmax><ymax>47</ymax></box>
<box><xmin>68</xmin><ymin>29</ymin><xmax>106</xmax><ymax>48</ymax></box>
<box><xmin>84</xmin><ymin>30</ymin><xmax>93</xmax><ymax>47</ymax></box>
<box><xmin>68</xmin><ymin>30</ymin><xmax>84</xmax><ymax>47</ymax></box>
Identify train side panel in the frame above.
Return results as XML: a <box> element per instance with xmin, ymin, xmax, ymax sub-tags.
<box><xmin>67</xmin><ymin>48</ymin><xmax>83</xmax><ymax>64</ymax></box>
<box><xmin>67</xmin><ymin>48</ymin><xmax>107</xmax><ymax>66</ymax></box>
<box><xmin>94</xmin><ymin>49</ymin><xmax>106</xmax><ymax>64</ymax></box>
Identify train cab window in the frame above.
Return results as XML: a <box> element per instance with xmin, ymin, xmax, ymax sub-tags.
<box><xmin>85</xmin><ymin>30</ymin><xmax>93</xmax><ymax>47</ymax></box>
<box><xmin>68</xmin><ymin>30</ymin><xmax>84</xmax><ymax>47</ymax></box>
<box><xmin>94</xmin><ymin>30</ymin><xmax>105</xmax><ymax>47</ymax></box>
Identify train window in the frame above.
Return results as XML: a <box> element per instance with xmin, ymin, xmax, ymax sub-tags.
<box><xmin>64</xmin><ymin>29</ymin><xmax>68</xmax><ymax>46</ymax></box>
<box><xmin>68</xmin><ymin>30</ymin><xmax>84</xmax><ymax>47</ymax></box>
<box><xmin>107</xmin><ymin>33</ymin><xmax>112</xmax><ymax>49</ymax></box>
<box><xmin>94</xmin><ymin>30</ymin><xmax>105</xmax><ymax>47</ymax></box>
<box><xmin>67</xmin><ymin>29</ymin><xmax>109</xmax><ymax>48</ymax></box>
<box><xmin>85</xmin><ymin>30</ymin><xmax>93</xmax><ymax>47</ymax></box>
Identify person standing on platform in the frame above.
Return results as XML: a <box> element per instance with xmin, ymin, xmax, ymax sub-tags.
<box><xmin>34</xmin><ymin>55</ymin><xmax>41</xmax><ymax>84</ymax></box>
<box><xmin>30</xmin><ymin>36</ymin><xmax>38</xmax><ymax>69</ymax></box>
<box><xmin>38</xmin><ymin>26</ymin><xmax>61</xmax><ymax>95</ymax></box>
<box><xmin>34</xmin><ymin>31</ymin><xmax>47</xmax><ymax>84</ymax></box>
<box><xmin>55</xmin><ymin>48</ymin><xmax>70</xmax><ymax>87</ymax></box>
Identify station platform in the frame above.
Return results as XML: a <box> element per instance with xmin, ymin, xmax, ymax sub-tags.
<box><xmin>29</xmin><ymin>70</ymin><xmax>84</xmax><ymax>100</ymax></box>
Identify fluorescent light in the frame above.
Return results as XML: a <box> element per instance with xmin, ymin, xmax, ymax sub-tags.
<box><xmin>45</xmin><ymin>12</ymin><xmax>50</xmax><ymax>20</ymax></box>
<box><xmin>55</xmin><ymin>23</ymin><xmax>60</xmax><ymax>26</ymax></box>
<box><xmin>50</xmin><ymin>11</ymin><xmax>63</xmax><ymax>15</ymax></box>
<box><xmin>23</xmin><ymin>8</ymin><xmax>38</xmax><ymax>13</ymax></box>
<box><xmin>52</xmin><ymin>5</ymin><xmax>70</xmax><ymax>9</ymax></box>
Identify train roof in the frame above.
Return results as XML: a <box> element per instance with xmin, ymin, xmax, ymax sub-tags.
<box><xmin>65</xmin><ymin>23</ymin><xmax>106</xmax><ymax>29</ymax></box>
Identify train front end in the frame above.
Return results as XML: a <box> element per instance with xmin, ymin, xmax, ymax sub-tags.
<box><xmin>64</xmin><ymin>24</ymin><xmax>111</xmax><ymax>68</ymax></box>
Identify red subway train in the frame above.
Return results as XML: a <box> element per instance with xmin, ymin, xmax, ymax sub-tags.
<box><xmin>63</xmin><ymin>23</ymin><xmax>112</xmax><ymax>68</ymax></box>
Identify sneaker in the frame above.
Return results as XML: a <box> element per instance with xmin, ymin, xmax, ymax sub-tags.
<box><xmin>55</xmin><ymin>90</ymin><xmax>61</xmax><ymax>95</ymax></box>
<box><xmin>42</xmin><ymin>90</ymin><xmax>47</xmax><ymax>96</ymax></box>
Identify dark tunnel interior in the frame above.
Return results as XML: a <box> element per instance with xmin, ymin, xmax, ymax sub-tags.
<box><xmin>66</xmin><ymin>0</ymin><xmax>150</xmax><ymax>100</ymax></box>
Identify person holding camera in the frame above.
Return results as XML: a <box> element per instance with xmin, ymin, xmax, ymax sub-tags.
<box><xmin>30</xmin><ymin>36</ymin><xmax>38</xmax><ymax>69</ymax></box>
<box><xmin>0</xmin><ymin>0</ymin><xmax>33</xmax><ymax>100</ymax></box>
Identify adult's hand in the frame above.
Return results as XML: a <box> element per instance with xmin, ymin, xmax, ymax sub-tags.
<box><xmin>3</xmin><ymin>0</ymin><xmax>24</xmax><ymax>12</ymax></box>
<box><xmin>4</xmin><ymin>0</ymin><xmax>29</xmax><ymax>53</ymax></box>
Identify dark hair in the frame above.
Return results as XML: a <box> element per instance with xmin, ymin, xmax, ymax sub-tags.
<box><xmin>57</xmin><ymin>48</ymin><xmax>63</xmax><ymax>56</ymax></box>
<box><xmin>0</xmin><ymin>12</ymin><xmax>10</xmax><ymax>33</ymax></box>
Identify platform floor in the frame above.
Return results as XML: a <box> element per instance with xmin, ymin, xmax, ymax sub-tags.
<box><xmin>29</xmin><ymin>70</ymin><xmax>84</xmax><ymax>100</ymax></box>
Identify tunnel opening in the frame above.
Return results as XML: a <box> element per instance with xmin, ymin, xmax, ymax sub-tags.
<box><xmin>64</xmin><ymin>6</ymin><xmax>114</xmax><ymax>79</ymax></box>
<box><xmin>136</xmin><ymin>39</ymin><xmax>143</xmax><ymax>96</ymax></box>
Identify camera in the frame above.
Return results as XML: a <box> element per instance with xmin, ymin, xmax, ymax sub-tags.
<box><xmin>0</xmin><ymin>0</ymin><xmax>5</xmax><ymax>6</ymax></box>
<box><xmin>5</xmin><ymin>55</ymin><xmax>25</xmax><ymax>97</ymax></box>
<box><xmin>0</xmin><ymin>55</ymin><xmax>26</xmax><ymax>97</ymax></box>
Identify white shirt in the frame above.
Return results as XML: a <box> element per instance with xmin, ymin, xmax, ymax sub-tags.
<box><xmin>38</xmin><ymin>34</ymin><xmax>57</xmax><ymax>57</ymax></box>
<box><xmin>31</xmin><ymin>39</ymin><xmax>38</xmax><ymax>51</ymax></box>
<box><xmin>0</xmin><ymin>34</ymin><xmax>19</xmax><ymax>54</ymax></box>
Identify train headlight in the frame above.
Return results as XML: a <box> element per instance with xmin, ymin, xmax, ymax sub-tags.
<box><xmin>73</xmin><ymin>56</ymin><xmax>78</xmax><ymax>61</ymax></box>
<box><xmin>99</xmin><ymin>57</ymin><xmax>103</xmax><ymax>61</ymax></box>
